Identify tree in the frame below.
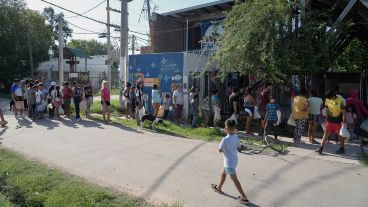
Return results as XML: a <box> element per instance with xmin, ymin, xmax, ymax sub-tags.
<box><xmin>214</xmin><ymin>0</ymin><xmax>334</xmax><ymax>82</ymax></box>
<box><xmin>0</xmin><ymin>0</ymin><xmax>53</xmax><ymax>85</ymax></box>
<box><xmin>67</xmin><ymin>39</ymin><xmax>108</xmax><ymax>56</ymax></box>
<box><xmin>333</xmin><ymin>38</ymin><xmax>368</xmax><ymax>72</ymax></box>
<box><xmin>42</xmin><ymin>7</ymin><xmax>73</xmax><ymax>54</ymax></box>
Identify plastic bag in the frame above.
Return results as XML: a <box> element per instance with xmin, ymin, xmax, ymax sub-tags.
<box><xmin>321</xmin><ymin>122</ymin><xmax>326</xmax><ymax>132</ymax></box>
<box><xmin>58</xmin><ymin>106</ymin><xmax>64</xmax><ymax>114</ymax></box>
<box><xmin>276</xmin><ymin>110</ymin><xmax>282</xmax><ymax>125</ymax></box>
<box><xmin>360</xmin><ymin>119</ymin><xmax>368</xmax><ymax>133</ymax></box>
<box><xmin>230</xmin><ymin>113</ymin><xmax>238</xmax><ymax>125</ymax></box>
<box><xmin>214</xmin><ymin>107</ymin><xmax>221</xmax><ymax>121</ymax></box>
<box><xmin>254</xmin><ymin>106</ymin><xmax>261</xmax><ymax>119</ymax></box>
<box><xmin>339</xmin><ymin>124</ymin><xmax>350</xmax><ymax>138</ymax></box>
<box><xmin>287</xmin><ymin>114</ymin><xmax>296</xmax><ymax>126</ymax></box>
<box><xmin>79</xmin><ymin>100</ymin><xmax>87</xmax><ymax>111</ymax></box>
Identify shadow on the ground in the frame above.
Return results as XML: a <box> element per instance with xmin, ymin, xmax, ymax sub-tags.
<box><xmin>17</xmin><ymin>117</ymin><xmax>33</xmax><ymax>129</ymax></box>
<box><xmin>141</xmin><ymin>141</ymin><xmax>207</xmax><ymax>198</ymax></box>
<box><xmin>34</xmin><ymin>118</ymin><xmax>61</xmax><ymax>130</ymax></box>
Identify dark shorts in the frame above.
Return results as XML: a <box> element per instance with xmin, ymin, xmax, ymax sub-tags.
<box><xmin>101</xmin><ymin>100</ymin><xmax>110</xmax><ymax>106</ymax></box>
<box><xmin>244</xmin><ymin>106</ymin><xmax>255</xmax><ymax>116</ymax></box>
<box><xmin>309</xmin><ymin>114</ymin><xmax>321</xmax><ymax>123</ymax></box>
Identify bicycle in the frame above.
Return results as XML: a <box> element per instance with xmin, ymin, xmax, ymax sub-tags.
<box><xmin>237</xmin><ymin>123</ymin><xmax>285</xmax><ymax>153</ymax></box>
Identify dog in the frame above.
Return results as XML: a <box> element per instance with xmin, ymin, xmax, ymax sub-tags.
<box><xmin>140</xmin><ymin>114</ymin><xmax>164</xmax><ymax>130</ymax></box>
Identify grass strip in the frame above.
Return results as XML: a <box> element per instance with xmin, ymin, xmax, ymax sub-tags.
<box><xmin>0</xmin><ymin>148</ymin><xmax>179</xmax><ymax>207</ymax></box>
<box><xmin>361</xmin><ymin>153</ymin><xmax>368</xmax><ymax>166</ymax></box>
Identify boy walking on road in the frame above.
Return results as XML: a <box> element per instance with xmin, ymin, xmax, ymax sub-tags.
<box><xmin>211</xmin><ymin>119</ymin><xmax>249</xmax><ymax>204</ymax></box>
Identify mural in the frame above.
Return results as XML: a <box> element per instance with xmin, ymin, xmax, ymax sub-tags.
<box><xmin>200</xmin><ymin>19</ymin><xmax>224</xmax><ymax>55</ymax></box>
<box><xmin>128</xmin><ymin>53</ymin><xmax>184</xmax><ymax>112</ymax></box>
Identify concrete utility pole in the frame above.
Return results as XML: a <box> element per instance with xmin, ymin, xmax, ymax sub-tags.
<box><xmin>146</xmin><ymin>0</ymin><xmax>151</xmax><ymax>25</ymax></box>
<box><xmin>26</xmin><ymin>20</ymin><xmax>34</xmax><ymax>80</ymax></box>
<box><xmin>107</xmin><ymin>0</ymin><xmax>112</xmax><ymax>89</ymax></box>
<box><xmin>131</xmin><ymin>35</ymin><xmax>136</xmax><ymax>55</ymax></box>
<box><xmin>58</xmin><ymin>17</ymin><xmax>64</xmax><ymax>84</ymax></box>
<box><xmin>119</xmin><ymin>0</ymin><xmax>129</xmax><ymax>110</ymax></box>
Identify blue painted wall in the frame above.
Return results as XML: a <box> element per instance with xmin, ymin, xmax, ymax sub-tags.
<box><xmin>128</xmin><ymin>52</ymin><xmax>184</xmax><ymax>113</ymax></box>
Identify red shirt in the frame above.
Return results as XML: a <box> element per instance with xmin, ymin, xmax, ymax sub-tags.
<box><xmin>259</xmin><ymin>89</ymin><xmax>270</xmax><ymax>113</ymax></box>
<box><xmin>62</xmin><ymin>87</ymin><xmax>72</xmax><ymax>99</ymax></box>
<box><xmin>101</xmin><ymin>87</ymin><xmax>110</xmax><ymax>102</ymax></box>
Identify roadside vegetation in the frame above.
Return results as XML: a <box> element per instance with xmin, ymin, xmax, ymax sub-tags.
<box><xmin>0</xmin><ymin>149</ymin><xmax>180</xmax><ymax>207</ymax></box>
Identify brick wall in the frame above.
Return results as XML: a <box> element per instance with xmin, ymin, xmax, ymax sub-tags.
<box><xmin>151</xmin><ymin>13</ymin><xmax>184</xmax><ymax>53</ymax></box>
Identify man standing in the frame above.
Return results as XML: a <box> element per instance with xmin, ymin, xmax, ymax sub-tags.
<box><xmin>83</xmin><ymin>81</ymin><xmax>94</xmax><ymax>119</ymax></box>
<box><xmin>72</xmin><ymin>81</ymin><xmax>82</xmax><ymax>121</ymax></box>
<box><xmin>317</xmin><ymin>90</ymin><xmax>346</xmax><ymax>155</ymax></box>
<box><xmin>173</xmin><ymin>85</ymin><xmax>184</xmax><ymax>124</ymax></box>
<box><xmin>11</xmin><ymin>79</ymin><xmax>24</xmax><ymax>118</ymax></box>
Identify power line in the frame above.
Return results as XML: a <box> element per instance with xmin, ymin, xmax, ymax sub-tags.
<box><xmin>40</xmin><ymin>0</ymin><xmax>120</xmax><ymax>28</ymax></box>
<box><xmin>65</xmin><ymin>20</ymin><xmax>100</xmax><ymax>34</ymax></box>
<box><xmin>65</xmin><ymin>0</ymin><xmax>106</xmax><ymax>18</ymax></box>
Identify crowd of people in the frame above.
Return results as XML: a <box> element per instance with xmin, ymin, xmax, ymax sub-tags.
<box><xmin>3</xmin><ymin>78</ymin><xmax>368</xmax><ymax>156</ymax></box>
<box><xmin>6</xmin><ymin>78</ymin><xmax>109</xmax><ymax>122</ymax></box>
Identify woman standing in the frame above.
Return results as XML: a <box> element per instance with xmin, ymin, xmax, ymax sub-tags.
<box><xmin>62</xmin><ymin>82</ymin><xmax>73</xmax><ymax>118</ymax></box>
<box><xmin>292</xmin><ymin>89</ymin><xmax>310</xmax><ymax>143</ymax></box>
<box><xmin>152</xmin><ymin>84</ymin><xmax>162</xmax><ymax>117</ymax></box>
<box><xmin>243</xmin><ymin>87</ymin><xmax>256</xmax><ymax>136</ymax></box>
<box><xmin>83</xmin><ymin>81</ymin><xmax>94</xmax><ymax>119</ymax></box>
<box><xmin>123</xmin><ymin>82</ymin><xmax>132</xmax><ymax>119</ymax></box>
<box><xmin>307</xmin><ymin>89</ymin><xmax>323</xmax><ymax>143</ymax></box>
<box><xmin>52</xmin><ymin>85</ymin><xmax>63</xmax><ymax>118</ymax></box>
<box><xmin>101</xmin><ymin>80</ymin><xmax>111</xmax><ymax>122</ymax></box>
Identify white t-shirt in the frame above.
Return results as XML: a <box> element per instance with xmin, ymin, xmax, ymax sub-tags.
<box><xmin>36</xmin><ymin>90</ymin><xmax>43</xmax><ymax>103</ymax></box>
<box><xmin>173</xmin><ymin>90</ymin><xmax>184</xmax><ymax>105</ymax></box>
<box><xmin>308</xmin><ymin>97</ymin><xmax>323</xmax><ymax>115</ymax></box>
<box><xmin>219</xmin><ymin>134</ymin><xmax>241</xmax><ymax>169</ymax></box>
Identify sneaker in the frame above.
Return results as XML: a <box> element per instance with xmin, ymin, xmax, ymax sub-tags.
<box><xmin>315</xmin><ymin>148</ymin><xmax>323</xmax><ymax>155</ymax></box>
<box><xmin>336</xmin><ymin>148</ymin><xmax>345</xmax><ymax>154</ymax></box>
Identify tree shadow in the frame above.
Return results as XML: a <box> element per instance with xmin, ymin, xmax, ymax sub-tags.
<box><xmin>34</xmin><ymin>118</ymin><xmax>60</xmax><ymax>130</ymax></box>
<box><xmin>217</xmin><ymin>191</ymin><xmax>262</xmax><ymax>207</ymax></box>
<box><xmin>17</xmin><ymin>118</ymin><xmax>33</xmax><ymax>129</ymax></box>
<box><xmin>269</xmin><ymin>164</ymin><xmax>363</xmax><ymax>206</ymax></box>
<box><xmin>141</xmin><ymin>141</ymin><xmax>207</xmax><ymax>198</ymax></box>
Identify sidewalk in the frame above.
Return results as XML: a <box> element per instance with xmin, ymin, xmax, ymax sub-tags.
<box><xmin>1</xmin><ymin>98</ymin><xmax>367</xmax><ymax>207</ymax></box>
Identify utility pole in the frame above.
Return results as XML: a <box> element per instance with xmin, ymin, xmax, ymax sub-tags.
<box><xmin>26</xmin><ymin>20</ymin><xmax>34</xmax><ymax>80</ymax></box>
<box><xmin>131</xmin><ymin>35</ymin><xmax>136</xmax><ymax>55</ymax></box>
<box><xmin>58</xmin><ymin>17</ymin><xmax>64</xmax><ymax>85</ymax></box>
<box><xmin>107</xmin><ymin>0</ymin><xmax>112</xmax><ymax>89</ymax></box>
<box><xmin>146</xmin><ymin>0</ymin><xmax>151</xmax><ymax>26</ymax></box>
<box><xmin>119</xmin><ymin>0</ymin><xmax>129</xmax><ymax>110</ymax></box>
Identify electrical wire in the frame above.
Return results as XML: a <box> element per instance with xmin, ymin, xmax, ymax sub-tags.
<box><xmin>40</xmin><ymin>0</ymin><xmax>120</xmax><ymax>28</ymax></box>
<box><xmin>65</xmin><ymin>0</ymin><xmax>106</xmax><ymax>18</ymax></box>
<box><xmin>65</xmin><ymin>20</ymin><xmax>101</xmax><ymax>34</ymax></box>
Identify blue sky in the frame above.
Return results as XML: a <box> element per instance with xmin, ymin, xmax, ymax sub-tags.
<box><xmin>26</xmin><ymin>0</ymin><xmax>215</xmax><ymax>46</ymax></box>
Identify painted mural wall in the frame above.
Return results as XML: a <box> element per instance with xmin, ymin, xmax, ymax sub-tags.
<box><xmin>128</xmin><ymin>52</ymin><xmax>184</xmax><ymax>112</ymax></box>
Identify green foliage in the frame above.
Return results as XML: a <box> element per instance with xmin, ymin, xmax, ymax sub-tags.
<box><xmin>67</xmin><ymin>39</ymin><xmax>108</xmax><ymax>56</ymax></box>
<box><xmin>215</xmin><ymin>0</ymin><xmax>335</xmax><ymax>81</ymax></box>
<box><xmin>0</xmin><ymin>148</ymin><xmax>177</xmax><ymax>207</ymax></box>
<box><xmin>42</xmin><ymin>7</ymin><xmax>73</xmax><ymax>53</ymax></box>
<box><xmin>0</xmin><ymin>0</ymin><xmax>53</xmax><ymax>82</ymax></box>
<box><xmin>333</xmin><ymin>38</ymin><xmax>368</xmax><ymax>72</ymax></box>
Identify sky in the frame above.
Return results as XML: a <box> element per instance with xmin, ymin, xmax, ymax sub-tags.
<box><xmin>26</xmin><ymin>0</ymin><xmax>215</xmax><ymax>48</ymax></box>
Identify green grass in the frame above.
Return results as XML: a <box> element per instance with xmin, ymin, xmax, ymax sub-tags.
<box><xmin>361</xmin><ymin>153</ymin><xmax>368</xmax><ymax>166</ymax></box>
<box><xmin>0</xmin><ymin>148</ymin><xmax>179</xmax><ymax>207</ymax></box>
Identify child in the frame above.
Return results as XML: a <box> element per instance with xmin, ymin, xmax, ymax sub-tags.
<box><xmin>211</xmin><ymin>119</ymin><xmax>249</xmax><ymax>204</ymax></box>
<box><xmin>163</xmin><ymin>94</ymin><xmax>171</xmax><ymax>120</ymax></box>
<box><xmin>35</xmin><ymin>83</ymin><xmax>44</xmax><ymax>119</ymax></box>
<box><xmin>190</xmin><ymin>94</ymin><xmax>199</xmax><ymax>128</ymax></box>
<box><xmin>346</xmin><ymin>104</ymin><xmax>357</xmax><ymax>141</ymax></box>
<box><xmin>264</xmin><ymin>96</ymin><xmax>279</xmax><ymax>140</ymax></box>
<box><xmin>26</xmin><ymin>83</ymin><xmax>36</xmax><ymax>120</ymax></box>
<box><xmin>52</xmin><ymin>85</ymin><xmax>63</xmax><ymax>118</ymax></box>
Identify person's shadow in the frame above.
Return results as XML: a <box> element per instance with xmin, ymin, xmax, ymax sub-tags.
<box><xmin>77</xmin><ymin>119</ymin><xmax>104</xmax><ymax>129</ymax></box>
<box><xmin>17</xmin><ymin>117</ymin><xmax>33</xmax><ymax>128</ymax></box>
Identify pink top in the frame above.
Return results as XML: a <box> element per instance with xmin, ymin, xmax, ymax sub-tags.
<box><xmin>347</xmin><ymin>90</ymin><xmax>368</xmax><ymax>118</ymax></box>
<box><xmin>101</xmin><ymin>87</ymin><xmax>110</xmax><ymax>102</ymax></box>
